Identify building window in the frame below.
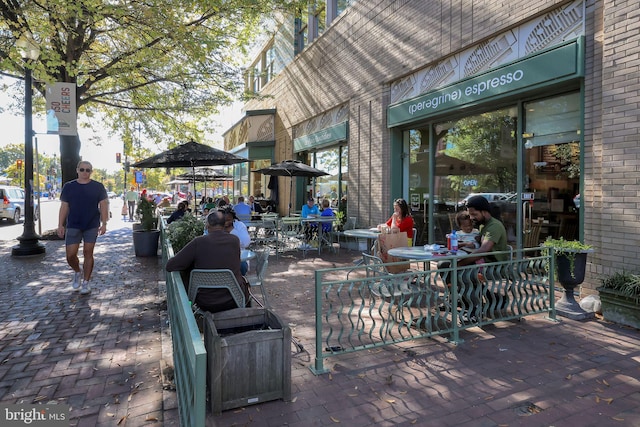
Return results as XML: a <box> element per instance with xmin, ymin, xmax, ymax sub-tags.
<box><xmin>295</xmin><ymin>13</ymin><xmax>308</xmax><ymax>54</ymax></box>
<box><xmin>313</xmin><ymin>2</ymin><xmax>326</xmax><ymax>40</ymax></box>
<box><xmin>336</xmin><ymin>0</ymin><xmax>353</xmax><ymax>16</ymax></box>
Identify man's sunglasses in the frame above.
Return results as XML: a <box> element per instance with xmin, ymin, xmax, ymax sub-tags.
<box><xmin>78</xmin><ymin>168</ymin><xmax>92</xmax><ymax>172</ymax></box>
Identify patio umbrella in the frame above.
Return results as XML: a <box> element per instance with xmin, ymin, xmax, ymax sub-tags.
<box><xmin>176</xmin><ymin>168</ymin><xmax>233</xmax><ymax>200</ymax></box>
<box><xmin>131</xmin><ymin>140</ymin><xmax>249</xmax><ymax>210</ymax></box>
<box><xmin>253</xmin><ymin>160</ymin><xmax>329</xmax><ymax>216</ymax></box>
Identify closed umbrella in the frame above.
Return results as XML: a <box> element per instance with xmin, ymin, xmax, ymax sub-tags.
<box><xmin>253</xmin><ymin>160</ymin><xmax>329</xmax><ymax>216</ymax></box>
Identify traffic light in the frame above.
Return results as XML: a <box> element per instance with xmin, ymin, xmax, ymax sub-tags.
<box><xmin>16</xmin><ymin>159</ymin><xmax>23</xmax><ymax>170</ymax></box>
<box><xmin>116</xmin><ymin>152</ymin><xmax>121</xmax><ymax>163</ymax></box>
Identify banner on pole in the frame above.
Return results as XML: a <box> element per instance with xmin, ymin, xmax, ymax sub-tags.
<box><xmin>45</xmin><ymin>83</ymin><xmax>77</xmax><ymax>135</ymax></box>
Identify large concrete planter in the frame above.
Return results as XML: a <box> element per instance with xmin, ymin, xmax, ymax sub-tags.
<box><xmin>552</xmin><ymin>248</ymin><xmax>594</xmax><ymax>320</ymax></box>
<box><xmin>597</xmin><ymin>287</ymin><xmax>640</xmax><ymax>330</ymax></box>
<box><xmin>132</xmin><ymin>230</ymin><xmax>160</xmax><ymax>257</ymax></box>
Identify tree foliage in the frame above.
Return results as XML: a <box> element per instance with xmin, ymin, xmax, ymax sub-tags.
<box><xmin>0</xmin><ymin>0</ymin><xmax>303</xmax><ymax>184</ymax></box>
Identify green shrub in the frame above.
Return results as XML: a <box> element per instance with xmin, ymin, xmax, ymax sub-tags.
<box><xmin>136</xmin><ymin>197</ymin><xmax>158</xmax><ymax>231</ymax></box>
<box><xmin>167</xmin><ymin>213</ymin><xmax>204</xmax><ymax>252</ymax></box>
<box><xmin>600</xmin><ymin>271</ymin><xmax>640</xmax><ymax>302</ymax></box>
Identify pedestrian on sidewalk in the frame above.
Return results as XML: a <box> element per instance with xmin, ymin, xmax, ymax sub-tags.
<box><xmin>57</xmin><ymin>161</ymin><xmax>109</xmax><ymax>295</ymax></box>
<box><xmin>125</xmin><ymin>186</ymin><xmax>138</xmax><ymax>221</ymax></box>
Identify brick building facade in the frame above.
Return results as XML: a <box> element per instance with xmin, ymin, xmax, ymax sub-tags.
<box><xmin>224</xmin><ymin>0</ymin><xmax>638</xmax><ymax>292</ymax></box>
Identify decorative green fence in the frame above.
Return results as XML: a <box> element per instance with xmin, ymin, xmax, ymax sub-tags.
<box><xmin>310</xmin><ymin>248</ymin><xmax>555</xmax><ymax>375</ymax></box>
<box><xmin>160</xmin><ymin>219</ymin><xmax>207</xmax><ymax>427</ymax></box>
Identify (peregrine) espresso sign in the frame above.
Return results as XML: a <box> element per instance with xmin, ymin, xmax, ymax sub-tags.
<box><xmin>387</xmin><ymin>39</ymin><xmax>583</xmax><ymax>127</ymax></box>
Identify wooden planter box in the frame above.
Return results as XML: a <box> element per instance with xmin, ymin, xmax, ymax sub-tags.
<box><xmin>597</xmin><ymin>287</ymin><xmax>640</xmax><ymax>330</ymax></box>
<box><xmin>203</xmin><ymin>308</ymin><xmax>292</xmax><ymax>415</ymax></box>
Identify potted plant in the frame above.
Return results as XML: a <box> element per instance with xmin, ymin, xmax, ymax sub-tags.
<box><xmin>166</xmin><ymin>212</ymin><xmax>204</xmax><ymax>253</ymax></box>
<box><xmin>597</xmin><ymin>272</ymin><xmax>640</xmax><ymax>329</ymax></box>
<box><xmin>542</xmin><ymin>237</ymin><xmax>594</xmax><ymax>319</ymax></box>
<box><xmin>133</xmin><ymin>197</ymin><xmax>160</xmax><ymax>257</ymax></box>
<box><xmin>334</xmin><ymin>210</ymin><xmax>346</xmax><ymax>232</ymax></box>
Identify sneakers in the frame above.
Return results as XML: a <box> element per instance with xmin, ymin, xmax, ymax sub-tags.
<box><xmin>80</xmin><ymin>280</ymin><xmax>91</xmax><ymax>295</ymax></box>
<box><xmin>71</xmin><ymin>272</ymin><xmax>82</xmax><ymax>291</ymax></box>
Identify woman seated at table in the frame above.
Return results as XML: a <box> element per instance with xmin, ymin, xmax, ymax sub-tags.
<box><xmin>320</xmin><ymin>199</ymin><xmax>335</xmax><ymax>232</ymax></box>
<box><xmin>378</xmin><ymin>198</ymin><xmax>414</xmax><ymax>245</ymax></box>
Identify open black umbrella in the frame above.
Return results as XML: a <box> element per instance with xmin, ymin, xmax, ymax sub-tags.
<box><xmin>253</xmin><ymin>160</ymin><xmax>329</xmax><ymax>215</ymax></box>
<box><xmin>131</xmin><ymin>140</ymin><xmax>248</xmax><ymax>210</ymax></box>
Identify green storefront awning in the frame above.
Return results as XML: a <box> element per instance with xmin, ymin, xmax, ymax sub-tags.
<box><xmin>387</xmin><ymin>37</ymin><xmax>584</xmax><ymax>127</ymax></box>
<box><xmin>293</xmin><ymin>122</ymin><xmax>348</xmax><ymax>153</ymax></box>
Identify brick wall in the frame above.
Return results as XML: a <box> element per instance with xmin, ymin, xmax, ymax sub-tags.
<box><xmin>243</xmin><ymin>0</ymin><xmax>640</xmax><ymax>289</ymax></box>
<box><xmin>593</xmin><ymin>0</ymin><xmax>640</xmax><ymax>280</ymax></box>
<box><xmin>246</xmin><ymin>0</ymin><xmax>566</xmax><ymax>223</ymax></box>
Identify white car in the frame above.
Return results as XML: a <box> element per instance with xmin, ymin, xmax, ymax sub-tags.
<box><xmin>458</xmin><ymin>192</ymin><xmax>513</xmax><ymax>208</ymax></box>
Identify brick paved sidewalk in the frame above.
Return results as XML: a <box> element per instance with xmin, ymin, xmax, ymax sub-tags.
<box><xmin>2</xmin><ymin>227</ymin><xmax>640</xmax><ymax>427</ymax></box>
<box><xmin>0</xmin><ymin>226</ymin><xmax>178</xmax><ymax>427</ymax></box>
<box><xmin>212</xmin><ymin>250</ymin><xmax>640</xmax><ymax>427</ymax></box>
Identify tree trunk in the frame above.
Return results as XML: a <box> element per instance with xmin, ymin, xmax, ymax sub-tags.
<box><xmin>59</xmin><ymin>134</ymin><xmax>81</xmax><ymax>186</ymax></box>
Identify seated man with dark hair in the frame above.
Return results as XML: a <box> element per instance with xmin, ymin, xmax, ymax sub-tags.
<box><xmin>165</xmin><ymin>210</ymin><xmax>248</xmax><ymax>312</ymax></box>
<box><xmin>167</xmin><ymin>201</ymin><xmax>187</xmax><ymax>224</ymax></box>
<box><xmin>439</xmin><ymin>195</ymin><xmax>508</xmax><ymax>321</ymax></box>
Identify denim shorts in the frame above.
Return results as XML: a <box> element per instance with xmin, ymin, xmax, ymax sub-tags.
<box><xmin>65</xmin><ymin>227</ymin><xmax>99</xmax><ymax>245</ymax></box>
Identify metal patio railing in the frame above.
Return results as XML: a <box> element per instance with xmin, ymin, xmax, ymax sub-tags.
<box><xmin>310</xmin><ymin>248</ymin><xmax>556</xmax><ymax>374</ymax></box>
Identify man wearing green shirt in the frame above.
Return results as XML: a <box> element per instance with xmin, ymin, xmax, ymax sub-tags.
<box><xmin>458</xmin><ymin>195</ymin><xmax>508</xmax><ymax>265</ymax></box>
<box><xmin>124</xmin><ymin>186</ymin><xmax>138</xmax><ymax>221</ymax></box>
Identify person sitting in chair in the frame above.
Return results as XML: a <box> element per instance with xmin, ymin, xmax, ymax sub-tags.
<box><xmin>165</xmin><ymin>210</ymin><xmax>248</xmax><ymax>313</ymax></box>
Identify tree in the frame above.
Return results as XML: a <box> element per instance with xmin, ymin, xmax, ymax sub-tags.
<box><xmin>0</xmin><ymin>0</ymin><xmax>303</xmax><ymax>185</ymax></box>
<box><xmin>0</xmin><ymin>143</ymin><xmax>25</xmax><ymax>173</ymax></box>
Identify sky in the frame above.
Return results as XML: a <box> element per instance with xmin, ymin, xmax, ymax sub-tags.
<box><xmin>0</xmin><ymin>78</ymin><xmax>244</xmax><ymax>173</ymax></box>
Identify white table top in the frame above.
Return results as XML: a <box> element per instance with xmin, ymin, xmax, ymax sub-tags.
<box><xmin>301</xmin><ymin>217</ymin><xmax>336</xmax><ymax>223</ymax></box>
<box><xmin>343</xmin><ymin>228</ymin><xmax>381</xmax><ymax>239</ymax></box>
<box><xmin>387</xmin><ymin>246</ymin><xmax>465</xmax><ymax>260</ymax></box>
<box><xmin>241</xmin><ymin>249</ymin><xmax>256</xmax><ymax>261</ymax></box>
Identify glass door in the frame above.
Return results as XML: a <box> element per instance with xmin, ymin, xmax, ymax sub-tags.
<box><xmin>523</xmin><ymin>92</ymin><xmax>581</xmax><ymax>245</ymax></box>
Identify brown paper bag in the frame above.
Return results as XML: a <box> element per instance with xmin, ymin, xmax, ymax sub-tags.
<box><xmin>377</xmin><ymin>231</ymin><xmax>410</xmax><ymax>273</ymax></box>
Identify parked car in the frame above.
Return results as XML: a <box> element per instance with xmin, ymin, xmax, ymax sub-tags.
<box><xmin>0</xmin><ymin>185</ymin><xmax>39</xmax><ymax>223</ymax></box>
<box><xmin>107</xmin><ymin>191</ymin><xmax>118</xmax><ymax>199</ymax></box>
<box><xmin>457</xmin><ymin>192</ymin><xmax>514</xmax><ymax>209</ymax></box>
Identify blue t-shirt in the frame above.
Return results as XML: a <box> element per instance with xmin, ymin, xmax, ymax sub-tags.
<box><xmin>60</xmin><ymin>179</ymin><xmax>108</xmax><ymax>230</ymax></box>
<box><xmin>320</xmin><ymin>207</ymin><xmax>334</xmax><ymax>232</ymax></box>
<box><xmin>301</xmin><ymin>204</ymin><xmax>319</xmax><ymax>218</ymax></box>
<box><xmin>234</xmin><ymin>202</ymin><xmax>252</xmax><ymax>217</ymax></box>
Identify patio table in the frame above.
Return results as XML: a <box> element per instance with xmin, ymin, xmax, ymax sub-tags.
<box><xmin>301</xmin><ymin>217</ymin><xmax>337</xmax><ymax>255</ymax></box>
<box><xmin>343</xmin><ymin>228</ymin><xmax>381</xmax><ymax>254</ymax></box>
<box><xmin>241</xmin><ymin>249</ymin><xmax>256</xmax><ymax>262</ymax></box>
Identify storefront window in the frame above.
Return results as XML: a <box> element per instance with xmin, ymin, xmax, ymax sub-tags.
<box><xmin>315</xmin><ymin>146</ymin><xmax>341</xmax><ymax>207</ymax></box>
<box><xmin>523</xmin><ymin>92</ymin><xmax>581</xmax><ymax>242</ymax></box>
<box><xmin>405</xmin><ymin>92</ymin><xmax>580</xmax><ymax>247</ymax></box>
<box><xmin>251</xmin><ymin>159</ymin><xmax>271</xmax><ymax>198</ymax></box>
<box><xmin>408</xmin><ymin>107</ymin><xmax>518</xmax><ymax>244</ymax></box>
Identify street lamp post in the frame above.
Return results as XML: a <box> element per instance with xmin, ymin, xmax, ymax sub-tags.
<box><xmin>12</xmin><ymin>33</ymin><xmax>45</xmax><ymax>257</ymax></box>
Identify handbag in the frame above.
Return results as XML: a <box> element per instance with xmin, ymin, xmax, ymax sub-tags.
<box><xmin>377</xmin><ymin>231</ymin><xmax>410</xmax><ymax>273</ymax></box>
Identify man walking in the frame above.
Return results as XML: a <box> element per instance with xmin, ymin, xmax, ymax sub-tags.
<box><xmin>57</xmin><ymin>161</ymin><xmax>109</xmax><ymax>295</ymax></box>
<box><xmin>124</xmin><ymin>186</ymin><xmax>138</xmax><ymax>221</ymax></box>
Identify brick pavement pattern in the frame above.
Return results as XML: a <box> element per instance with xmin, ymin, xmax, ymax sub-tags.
<box><xmin>0</xmin><ymin>227</ymin><xmax>178</xmax><ymax>427</ymax></box>
<box><xmin>1</xmin><ymin>228</ymin><xmax>640</xmax><ymax>426</ymax></box>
